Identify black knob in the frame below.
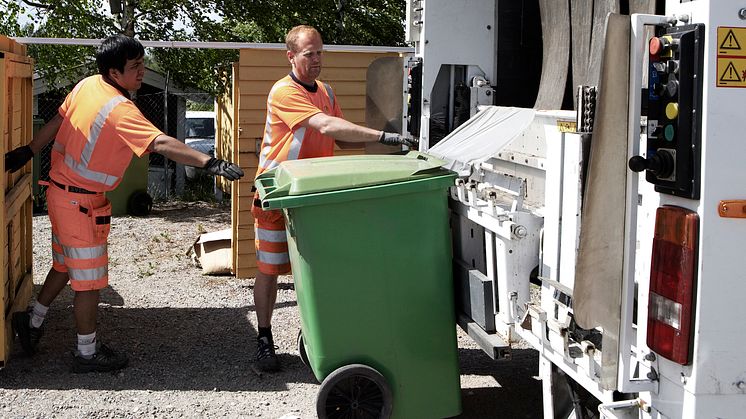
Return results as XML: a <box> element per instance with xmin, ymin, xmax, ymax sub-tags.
<box><xmin>664</xmin><ymin>79</ymin><xmax>679</xmax><ymax>98</ymax></box>
<box><xmin>628</xmin><ymin>150</ymin><xmax>675</xmax><ymax>179</ymax></box>
<box><xmin>628</xmin><ymin>156</ymin><xmax>649</xmax><ymax>172</ymax></box>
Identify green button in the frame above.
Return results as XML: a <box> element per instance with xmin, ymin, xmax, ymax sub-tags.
<box><xmin>664</xmin><ymin>125</ymin><xmax>675</xmax><ymax>141</ymax></box>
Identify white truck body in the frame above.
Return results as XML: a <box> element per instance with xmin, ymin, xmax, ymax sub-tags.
<box><xmin>405</xmin><ymin>1</ymin><xmax>746</xmax><ymax>417</ymax></box>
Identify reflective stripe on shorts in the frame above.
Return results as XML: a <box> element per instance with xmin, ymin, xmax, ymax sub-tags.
<box><xmin>253</xmin><ymin>209</ymin><xmax>291</xmax><ymax>275</ymax></box>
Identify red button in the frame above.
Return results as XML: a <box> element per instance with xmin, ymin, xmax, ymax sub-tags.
<box><xmin>649</xmin><ymin>37</ymin><xmax>663</xmax><ymax>55</ymax></box>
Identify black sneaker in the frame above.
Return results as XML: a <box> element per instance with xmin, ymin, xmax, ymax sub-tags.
<box><xmin>72</xmin><ymin>342</ymin><xmax>128</xmax><ymax>374</ymax></box>
<box><xmin>256</xmin><ymin>336</ymin><xmax>280</xmax><ymax>372</ymax></box>
<box><xmin>12</xmin><ymin>310</ymin><xmax>43</xmax><ymax>355</ymax></box>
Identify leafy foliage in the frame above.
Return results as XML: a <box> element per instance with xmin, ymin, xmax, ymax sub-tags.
<box><xmin>0</xmin><ymin>1</ymin><xmax>27</xmax><ymax>36</ymax></box>
<box><xmin>217</xmin><ymin>0</ymin><xmax>406</xmax><ymax>46</ymax></box>
<box><xmin>0</xmin><ymin>0</ymin><xmax>405</xmax><ymax>94</ymax></box>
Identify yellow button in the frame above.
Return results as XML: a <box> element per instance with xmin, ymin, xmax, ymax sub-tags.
<box><xmin>665</xmin><ymin>102</ymin><xmax>679</xmax><ymax>119</ymax></box>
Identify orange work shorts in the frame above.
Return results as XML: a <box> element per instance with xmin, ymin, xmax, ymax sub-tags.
<box><xmin>251</xmin><ymin>196</ymin><xmax>291</xmax><ymax>276</ymax></box>
<box><xmin>46</xmin><ymin>184</ymin><xmax>111</xmax><ymax>291</ymax></box>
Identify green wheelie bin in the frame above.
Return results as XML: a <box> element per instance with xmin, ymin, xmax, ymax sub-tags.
<box><xmin>256</xmin><ymin>151</ymin><xmax>461</xmax><ymax>419</ymax></box>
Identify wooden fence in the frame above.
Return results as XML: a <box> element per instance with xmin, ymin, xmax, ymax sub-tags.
<box><xmin>0</xmin><ymin>35</ymin><xmax>34</xmax><ymax>367</ymax></box>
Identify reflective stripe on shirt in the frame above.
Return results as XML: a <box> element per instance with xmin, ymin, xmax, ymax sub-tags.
<box><xmin>62</xmin><ymin>95</ymin><xmax>128</xmax><ymax>187</ymax></box>
<box><xmin>287</xmin><ymin>127</ymin><xmax>306</xmax><ymax>161</ymax></box>
<box><xmin>324</xmin><ymin>83</ymin><xmax>334</xmax><ymax>108</ymax></box>
<box><xmin>259</xmin><ymin>95</ymin><xmax>274</xmax><ymax>169</ymax></box>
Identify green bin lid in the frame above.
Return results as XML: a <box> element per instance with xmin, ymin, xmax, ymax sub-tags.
<box><xmin>257</xmin><ymin>151</ymin><xmax>448</xmax><ymax>199</ymax></box>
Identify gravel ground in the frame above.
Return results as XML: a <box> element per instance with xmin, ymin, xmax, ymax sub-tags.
<box><xmin>0</xmin><ymin>201</ymin><xmax>542</xmax><ymax>418</ymax></box>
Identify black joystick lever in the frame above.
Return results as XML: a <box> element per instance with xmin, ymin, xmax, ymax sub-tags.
<box><xmin>628</xmin><ymin>150</ymin><xmax>675</xmax><ymax>179</ymax></box>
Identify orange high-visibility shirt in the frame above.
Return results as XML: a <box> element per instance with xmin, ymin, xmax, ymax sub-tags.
<box><xmin>50</xmin><ymin>75</ymin><xmax>162</xmax><ymax>192</ymax></box>
<box><xmin>256</xmin><ymin>75</ymin><xmax>343</xmax><ymax>177</ymax></box>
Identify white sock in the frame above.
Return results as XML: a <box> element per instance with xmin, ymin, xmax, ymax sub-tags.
<box><xmin>30</xmin><ymin>302</ymin><xmax>49</xmax><ymax>329</ymax></box>
<box><xmin>77</xmin><ymin>332</ymin><xmax>97</xmax><ymax>358</ymax></box>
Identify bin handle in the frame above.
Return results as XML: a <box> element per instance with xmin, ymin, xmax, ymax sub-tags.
<box><xmin>255</xmin><ymin>169</ymin><xmax>297</xmax><ymax>208</ymax></box>
<box><xmin>254</xmin><ymin>174</ymin><xmax>278</xmax><ymax>202</ymax></box>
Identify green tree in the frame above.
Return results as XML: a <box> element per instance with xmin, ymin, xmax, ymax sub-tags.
<box><xmin>0</xmin><ymin>1</ymin><xmax>28</xmax><ymax>36</ymax></box>
<box><xmin>217</xmin><ymin>0</ymin><xmax>405</xmax><ymax>46</ymax></box>
<box><xmin>0</xmin><ymin>0</ymin><xmax>405</xmax><ymax>94</ymax></box>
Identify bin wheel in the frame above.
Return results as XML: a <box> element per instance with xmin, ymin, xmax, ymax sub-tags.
<box><xmin>297</xmin><ymin>330</ymin><xmax>310</xmax><ymax>367</ymax></box>
<box><xmin>316</xmin><ymin>364</ymin><xmax>393</xmax><ymax>419</ymax></box>
<box><xmin>127</xmin><ymin>190</ymin><xmax>153</xmax><ymax>216</ymax></box>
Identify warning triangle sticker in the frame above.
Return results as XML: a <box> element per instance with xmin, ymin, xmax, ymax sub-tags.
<box><xmin>720</xmin><ymin>29</ymin><xmax>742</xmax><ymax>51</ymax></box>
<box><xmin>720</xmin><ymin>61</ymin><xmax>742</xmax><ymax>82</ymax></box>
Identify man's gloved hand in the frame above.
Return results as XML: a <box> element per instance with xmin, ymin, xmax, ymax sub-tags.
<box><xmin>378</xmin><ymin>132</ymin><xmax>418</xmax><ymax>149</ymax></box>
<box><xmin>203</xmin><ymin>158</ymin><xmax>244</xmax><ymax>181</ymax></box>
<box><xmin>5</xmin><ymin>145</ymin><xmax>34</xmax><ymax>173</ymax></box>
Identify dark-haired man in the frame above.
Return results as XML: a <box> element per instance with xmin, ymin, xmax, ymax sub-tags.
<box><xmin>4</xmin><ymin>34</ymin><xmax>243</xmax><ymax>373</ymax></box>
<box><xmin>250</xmin><ymin>25</ymin><xmax>415</xmax><ymax>371</ymax></box>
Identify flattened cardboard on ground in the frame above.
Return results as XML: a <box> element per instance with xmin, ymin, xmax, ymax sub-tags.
<box><xmin>187</xmin><ymin>228</ymin><xmax>233</xmax><ymax>275</ymax></box>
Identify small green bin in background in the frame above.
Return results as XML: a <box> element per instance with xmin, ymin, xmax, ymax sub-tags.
<box><xmin>105</xmin><ymin>155</ymin><xmax>149</xmax><ymax>216</ymax></box>
<box><xmin>256</xmin><ymin>151</ymin><xmax>461</xmax><ymax>419</ymax></box>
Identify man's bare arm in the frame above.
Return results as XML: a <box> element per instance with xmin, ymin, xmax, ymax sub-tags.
<box><xmin>148</xmin><ymin>135</ymin><xmax>243</xmax><ymax>180</ymax></box>
<box><xmin>302</xmin><ymin>112</ymin><xmax>382</xmax><ymax>143</ymax></box>
<box><xmin>29</xmin><ymin>113</ymin><xmax>64</xmax><ymax>153</ymax></box>
<box><xmin>148</xmin><ymin>134</ymin><xmax>211</xmax><ymax>167</ymax></box>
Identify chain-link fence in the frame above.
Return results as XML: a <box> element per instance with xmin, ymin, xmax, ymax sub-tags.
<box><xmin>134</xmin><ymin>90</ymin><xmax>217</xmax><ymax>201</ymax></box>
<box><xmin>34</xmin><ymin>74</ymin><xmax>219</xmax><ymax>213</ymax></box>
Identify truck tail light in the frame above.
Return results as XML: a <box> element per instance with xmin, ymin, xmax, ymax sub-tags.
<box><xmin>647</xmin><ymin>206</ymin><xmax>698</xmax><ymax>365</ymax></box>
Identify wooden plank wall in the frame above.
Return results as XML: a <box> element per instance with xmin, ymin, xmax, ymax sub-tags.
<box><xmin>221</xmin><ymin>48</ymin><xmax>396</xmax><ymax>278</ymax></box>
<box><xmin>215</xmin><ymin>63</ymin><xmax>238</xmax><ymax>198</ymax></box>
<box><xmin>0</xmin><ymin>35</ymin><xmax>34</xmax><ymax>367</ymax></box>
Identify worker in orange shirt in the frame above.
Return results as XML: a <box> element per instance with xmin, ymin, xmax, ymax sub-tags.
<box><xmin>251</xmin><ymin>25</ymin><xmax>415</xmax><ymax>372</ymax></box>
<box><xmin>4</xmin><ymin>35</ymin><xmax>243</xmax><ymax>373</ymax></box>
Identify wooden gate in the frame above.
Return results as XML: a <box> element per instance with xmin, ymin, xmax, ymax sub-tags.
<box><xmin>0</xmin><ymin>35</ymin><xmax>34</xmax><ymax>367</ymax></box>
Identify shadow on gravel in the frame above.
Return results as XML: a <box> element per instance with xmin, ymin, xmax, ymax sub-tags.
<box><xmin>147</xmin><ymin>204</ymin><xmax>231</xmax><ymax>226</ymax></box>
<box><xmin>455</xmin><ymin>348</ymin><xmax>543</xmax><ymax>418</ymax></box>
<box><xmin>1</xmin><ymin>288</ymin><xmax>313</xmax><ymax>392</ymax></box>
<box><xmin>241</xmin><ymin>282</ymin><xmax>295</xmax><ymax>291</ymax></box>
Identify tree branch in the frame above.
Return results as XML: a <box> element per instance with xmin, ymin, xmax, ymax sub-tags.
<box><xmin>22</xmin><ymin>0</ymin><xmax>54</xmax><ymax>10</ymax></box>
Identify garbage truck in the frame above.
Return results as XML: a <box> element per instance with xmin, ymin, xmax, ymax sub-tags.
<box><xmin>401</xmin><ymin>0</ymin><xmax>746</xmax><ymax>417</ymax></box>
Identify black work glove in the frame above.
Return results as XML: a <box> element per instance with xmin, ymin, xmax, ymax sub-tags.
<box><xmin>5</xmin><ymin>145</ymin><xmax>34</xmax><ymax>173</ymax></box>
<box><xmin>203</xmin><ymin>158</ymin><xmax>244</xmax><ymax>181</ymax></box>
<box><xmin>378</xmin><ymin>132</ymin><xmax>418</xmax><ymax>148</ymax></box>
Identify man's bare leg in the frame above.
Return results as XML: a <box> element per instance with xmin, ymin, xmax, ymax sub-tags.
<box><xmin>73</xmin><ymin>290</ymin><xmax>99</xmax><ymax>335</ymax></box>
<box><xmin>255</xmin><ymin>271</ymin><xmax>278</xmax><ymax>328</ymax></box>
<box><xmin>36</xmin><ymin>267</ymin><xmax>69</xmax><ymax>306</ymax></box>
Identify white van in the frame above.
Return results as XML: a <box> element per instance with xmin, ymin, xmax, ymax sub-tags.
<box><xmin>184</xmin><ymin>111</ymin><xmax>216</xmax><ymax>179</ymax></box>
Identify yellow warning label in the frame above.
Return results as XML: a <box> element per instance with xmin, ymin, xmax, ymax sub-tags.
<box><xmin>717</xmin><ymin>58</ymin><xmax>746</xmax><ymax>87</ymax></box>
<box><xmin>557</xmin><ymin>120</ymin><xmax>577</xmax><ymax>133</ymax></box>
<box><xmin>718</xmin><ymin>27</ymin><xmax>746</xmax><ymax>57</ymax></box>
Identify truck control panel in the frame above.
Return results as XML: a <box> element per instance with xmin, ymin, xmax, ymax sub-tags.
<box><xmin>629</xmin><ymin>24</ymin><xmax>705</xmax><ymax>199</ymax></box>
